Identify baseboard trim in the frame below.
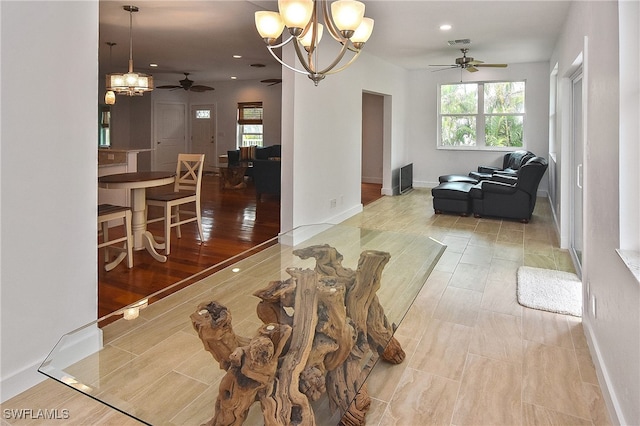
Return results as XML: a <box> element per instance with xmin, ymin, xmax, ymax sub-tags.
<box><xmin>1</xmin><ymin>325</ymin><xmax>103</xmax><ymax>403</ymax></box>
<box><xmin>414</xmin><ymin>180</ymin><xmax>437</xmax><ymax>189</ymax></box>
<box><xmin>0</xmin><ymin>361</ymin><xmax>48</xmax><ymax>403</ymax></box>
<box><xmin>327</xmin><ymin>204</ymin><xmax>364</xmax><ymax>225</ymax></box>
<box><xmin>582</xmin><ymin>318</ymin><xmax>625</xmax><ymax>425</ymax></box>
<box><xmin>361</xmin><ymin>176</ymin><xmax>382</xmax><ymax>184</ymax></box>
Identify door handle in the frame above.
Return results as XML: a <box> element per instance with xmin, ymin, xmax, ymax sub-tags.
<box><xmin>577</xmin><ymin>164</ymin><xmax>583</xmax><ymax>189</ymax></box>
<box><xmin>157</xmin><ymin>141</ymin><xmax>161</xmax><ymax>145</ymax></box>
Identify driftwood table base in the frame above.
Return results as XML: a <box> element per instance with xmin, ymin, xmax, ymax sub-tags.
<box><xmin>219</xmin><ymin>166</ymin><xmax>247</xmax><ymax>189</ymax></box>
<box><xmin>191</xmin><ymin>244</ymin><xmax>406</xmax><ymax>426</ymax></box>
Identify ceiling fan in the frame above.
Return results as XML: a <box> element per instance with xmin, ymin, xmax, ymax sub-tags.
<box><xmin>157</xmin><ymin>73</ymin><xmax>214</xmax><ymax>92</ymax></box>
<box><xmin>430</xmin><ymin>48</ymin><xmax>508</xmax><ymax>73</ymax></box>
<box><xmin>261</xmin><ymin>78</ymin><xmax>282</xmax><ymax>86</ymax></box>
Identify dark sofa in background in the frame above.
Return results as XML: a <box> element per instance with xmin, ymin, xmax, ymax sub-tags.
<box><xmin>432</xmin><ymin>152</ymin><xmax>548</xmax><ymax>223</ymax></box>
<box><xmin>227</xmin><ymin>144</ymin><xmax>281</xmax><ymax>200</ymax></box>
<box><xmin>469</xmin><ymin>156</ymin><xmax>548</xmax><ymax>222</ymax></box>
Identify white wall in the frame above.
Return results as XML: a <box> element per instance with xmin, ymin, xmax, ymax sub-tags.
<box><xmin>0</xmin><ymin>1</ymin><xmax>99</xmax><ymax>401</ymax></box>
<box><xmin>280</xmin><ymin>45</ymin><xmax>408</xmax><ymax>231</ymax></box>
<box><xmin>550</xmin><ymin>1</ymin><xmax>639</xmax><ymax>424</ymax></box>
<box><xmin>406</xmin><ymin>62</ymin><xmax>550</xmax><ymax>191</ymax></box>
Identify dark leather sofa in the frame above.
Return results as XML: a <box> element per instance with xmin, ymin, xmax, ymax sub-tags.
<box><xmin>228</xmin><ymin>144</ymin><xmax>281</xmax><ymax>168</ymax></box>
<box><xmin>468</xmin><ymin>150</ymin><xmax>535</xmax><ymax>181</ymax></box>
<box><xmin>469</xmin><ymin>156</ymin><xmax>548</xmax><ymax>222</ymax></box>
<box><xmin>253</xmin><ymin>159</ymin><xmax>281</xmax><ymax>200</ymax></box>
<box><xmin>227</xmin><ymin>145</ymin><xmax>281</xmax><ymax>199</ymax></box>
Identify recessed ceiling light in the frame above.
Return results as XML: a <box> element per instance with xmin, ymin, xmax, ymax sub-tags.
<box><xmin>149</xmin><ymin>63</ymin><xmax>158</xmax><ymax>67</ymax></box>
<box><xmin>233</xmin><ymin>55</ymin><xmax>242</xmax><ymax>59</ymax></box>
<box><xmin>231</xmin><ymin>76</ymin><xmax>237</xmax><ymax>80</ymax></box>
<box><xmin>440</xmin><ymin>24</ymin><xmax>452</xmax><ymax>31</ymax></box>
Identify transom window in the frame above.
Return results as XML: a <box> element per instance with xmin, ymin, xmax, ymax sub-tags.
<box><xmin>195</xmin><ymin>109</ymin><xmax>211</xmax><ymax>119</ymax></box>
<box><xmin>438</xmin><ymin>81</ymin><xmax>525</xmax><ymax>149</ymax></box>
<box><xmin>237</xmin><ymin>102</ymin><xmax>263</xmax><ymax>148</ymax></box>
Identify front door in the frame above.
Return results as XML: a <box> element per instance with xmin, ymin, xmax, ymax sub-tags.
<box><xmin>191</xmin><ymin>104</ymin><xmax>216</xmax><ymax>172</ymax></box>
<box><xmin>154</xmin><ymin>102</ymin><xmax>187</xmax><ymax>171</ymax></box>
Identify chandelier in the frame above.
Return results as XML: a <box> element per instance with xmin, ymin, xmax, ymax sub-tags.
<box><xmin>255</xmin><ymin>0</ymin><xmax>374</xmax><ymax>86</ymax></box>
<box><xmin>105</xmin><ymin>5</ymin><xmax>153</xmax><ymax>97</ymax></box>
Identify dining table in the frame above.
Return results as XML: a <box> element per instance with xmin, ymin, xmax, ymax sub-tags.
<box><xmin>98</xmin><ymin>171</ymin><xmax>176</xmax><ymax>262</ymax></box>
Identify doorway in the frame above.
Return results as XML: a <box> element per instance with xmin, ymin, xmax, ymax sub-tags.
<box><xmin>153</xmin><ymin>102</ymin><xmax>187</xmax><ymax>171</ymax></box>
<box><xmin>570</xmin><ymin>69</ymin><xmax>584</xmax><ymax>274</ymax></box>
<box><xmin>361</xmin><ymin>92</ymin><xmax>384</xmax><ymax>204</ymax></box>
<box><xmin>191</xmin><ymin>104</ymin><xmax>217</xmax><ymax>172</ymax></box>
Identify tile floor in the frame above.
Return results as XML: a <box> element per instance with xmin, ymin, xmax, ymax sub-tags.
<box><xmin>1</xmin><ymin>189</ymin><xmax>611</xmax><ymax>425</ymax></box>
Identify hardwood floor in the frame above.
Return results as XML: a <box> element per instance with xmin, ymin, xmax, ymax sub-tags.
<box><xmin>98</xmin><ymin>176</ymin><xmax>383</xmax><ymax>319</ymax></box>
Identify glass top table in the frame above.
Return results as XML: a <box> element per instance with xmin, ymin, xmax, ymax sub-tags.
<box><xmin>40</xmin><ymin>224</ymin><xmax>445</xmax><ymax>425</ymax></box>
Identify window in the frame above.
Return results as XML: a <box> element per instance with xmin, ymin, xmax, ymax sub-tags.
<box><xmin>439</xmin><ymin>81</ymin><xmax>525</xmax><ymax>149</ymax></box>
<box><xmin>195</xmin><ymin>109</ymin><xmax>210</xmax><ymax>119</ymax></box>
<box><xmin>237</xmin><ymin>102</ymin><xmax>263</xmax><ymax>148</ymax></box>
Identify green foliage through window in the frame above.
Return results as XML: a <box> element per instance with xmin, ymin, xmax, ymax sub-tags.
<box><xmin>439</xmin><ymin>81</ymin><xmax>525</xmax><ymax>149</ymax></box>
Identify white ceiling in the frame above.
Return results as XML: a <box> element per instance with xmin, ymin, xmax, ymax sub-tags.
<box><xmin>98</xmin><ymin>0</ymin><xmax>572</xmax><ymax>87</ymax></box>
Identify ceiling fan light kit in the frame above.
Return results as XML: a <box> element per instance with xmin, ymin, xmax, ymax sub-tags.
<box><xmin>105</xmin><ymin>5</ymin><xmax>154</xmax><ymax>97</ymax></box>
<box><xmin>430</xmin><ymin>47</ymin><xmax>508</xmax><ymax>73</ymax></box>
<box><xmin>255</xmin><ymin>0</ymin><xmax>374</xmax><ymax>86</ymax></box>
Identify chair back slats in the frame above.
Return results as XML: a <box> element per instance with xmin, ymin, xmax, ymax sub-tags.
<box><xmin>174</xmin><ymin>153</ymin><xmax>205</xmax><ymax>194</ymax></box>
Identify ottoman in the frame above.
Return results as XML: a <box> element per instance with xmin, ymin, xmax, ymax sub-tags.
<box><xmin>438</xmin><ymin>174</ymin><xmax>479</xmax><ymax>184</ymax></box>
<box><xmin>431</xmin><ymin>181</ymin><xmax>474</xmax><ymax>215</ymax></box>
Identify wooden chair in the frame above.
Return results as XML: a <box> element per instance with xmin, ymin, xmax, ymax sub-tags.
<box><xmin>98</xmin><ymin>204</ymin><xmax>133</xmax><ymax>271</ymax></box>
<box><xmin>146</xmin><ymin>153</ymin><xmax>205</xmax><ymax>255</ymax></box>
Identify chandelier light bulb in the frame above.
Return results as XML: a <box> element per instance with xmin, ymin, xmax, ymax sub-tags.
<box><xmin>351</xmin><ymin>17</ymin><xmax>374</xmax><ymax>48</ymax></box>
<box><xmin>278</xmin><ymin>0</ymin><xmax>314</xmax><ymax>33</ymax></box>
<box><xmin>255</xmin><ymin>11</ymin><xmax>285</xmax><ymax>43</ymax></box>
<box><xmin>331</xmin><ymin>0</ymin><xmax>365</xmax><ymax>37</ymax></box>
<box><xmin>298</xmin><ymin>23</ymin><xmax>323</xmax><ymax>49</ymax></box>
<box><xmin>124</xmin><ymin>72</ymin><xmax>139</xmax><ymax>86</ymax></box>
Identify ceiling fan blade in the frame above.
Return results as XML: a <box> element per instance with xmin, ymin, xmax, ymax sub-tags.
<box><xmin>157</xmin><ymin>85</ymin><xmax>181</xmax><ymax>89</ymax></box>
<box><xmin>475</xmin><ymin>63</ymin><xmax>508</xmax><ymax>68</ymax></box>
<box><xmin>466</xmin><ymin>66</ymin><xmax>480</xmax><ymax>72</ymax></box>
<box><xmin>261</xmin><ymin>78</ymin><xmax>282</xmax><ymax>86</ymax></box>
<box><xmin>429</xmin><ymin>64</ymin><xmax>457</xmax><ymax>67</ymax></box>
<box><xmin>469</xmin><ymin>60</ymin><xmax>484</xmax><ymax>65</ymax></box>
<box><xmin>190</xmin><ymin>85</ymin><xmax>215</xmax><ymax>92</ymax></box>
<box><xmin>431</xmin><ymin>66</ymin><xmax>459</xmax><ymax>72</ymax></box>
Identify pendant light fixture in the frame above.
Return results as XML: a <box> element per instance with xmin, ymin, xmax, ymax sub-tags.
<box><xmin>105</xmin><ymin>5</ymin><xmax>153</xmax><ymax>97</ymax></box>
<box><xmin>255</xmin><ymin>0</ymin><xmax>374</xmax><ymax>86</ymax></box>
<box><xmin>104</xmin><ymin>42</ymin><xmax>117</xmax><ymax>105</ymax></box>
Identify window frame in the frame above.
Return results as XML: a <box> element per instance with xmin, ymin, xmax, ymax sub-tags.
<box><xmin>437</xmin><ymin>80</ymin><xmax>526</xmax><ymax>151</ymax></box>
<box><xmin>236</xmin><ymin>102</ymin><xmax>264</xmax><ymax>148</ymax></box>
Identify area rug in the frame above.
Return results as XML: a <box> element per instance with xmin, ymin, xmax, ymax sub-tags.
<box><xmin>516</xmin><ymin>266</ymin><xmax>582</xmax><ymax>317</ymax></box>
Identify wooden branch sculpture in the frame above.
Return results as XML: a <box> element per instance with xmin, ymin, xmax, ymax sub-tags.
<box><xmin>190</xmin><ymin>244</ymin><xmax>406</xmax><ymax>426</ymax></box>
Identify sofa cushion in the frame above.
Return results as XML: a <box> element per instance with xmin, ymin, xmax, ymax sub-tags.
<box><xmin>431</xmin><ymin>182</ymin><xmax>474</xmax><ymax>200</ymax></box>
<box><xmin>269</xmin><ymin>144</ymin><xmax>281</xmax><ymax>158</ymax></box>
<box><xmin>227</xmin><ymin>150</ymin><xmax>240</xmax><ymax>164</ymax></box>
<box><xmin>239</xmin><ymin>146</ymin><xmax>257</xmax><ymax>161</ymax></box>
<box><xmin>439</xmin><ymin>174</ymin><xmax>478</xmax><ymax>184</ymax></box>
<box><xmin>255</xmin><ymin>146</ymin><xmax>270</xmax><ymax>160</ymax></box>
